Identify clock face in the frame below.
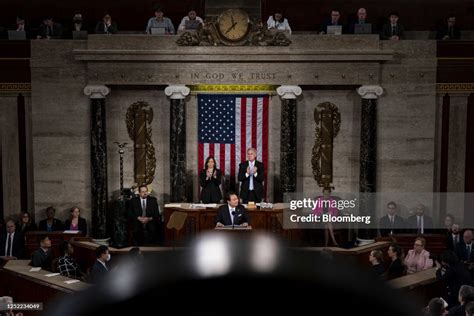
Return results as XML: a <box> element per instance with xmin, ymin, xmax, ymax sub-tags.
<box><xmin>217</xmin><ymin>9</ymin><xmax>250</xmax><ymax>42</ymax></box>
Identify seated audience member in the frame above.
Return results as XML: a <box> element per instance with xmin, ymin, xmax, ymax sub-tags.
<box><xmin>407</xmin><ymin>204</ymin><xmax>433</xmax><ymax>234</ymax></box>
<box><xmin>447</xmin><ymin>223</ymin><xmax>462</xmax><ymax>251</ymax></box>
<box><xmin>215</xmin><ymin>191</ymin><xmax>250</xmax><ymax>228</ymax></box>
<box><xmin>424</xmin><ymin>297</ymin><xmax>448</xmax><ymax>316</ymax></box>
<box><xmin>266</xmin><ymin>9</ymin><xmax>292</xmax><ymax>35</ymax></box>
<box><xmin>436</xmin><ymin>14</ymin><xmax>461</xmax><ymax>40</ymax></box>
<box><xmin>199</xmin><ymin>156</ymin><xmax>223</xmax><ymax>204</ymax></box>
<box><xmin>455</xmin><ymin>230</ymin><xmax>474</xmax><ymax>267</ymax></box>
<box><xmin>145</xmin><ymin>7</ymin><xmax>175</xmax><ymax>34</ymax></box>
<box><xmin>441</xmin><ymin>214</ymin><xmax>455</xmax><ymax>234</ymax></box>
<box><xmin>177</xmin><ymin>8</ymin><xmax>203</xmax><ymax>31</ymax></box>
<box><xmin>381</xmin><ymin>11</ymin><xmax>405</xmax><ymax>40</ymax></box>
<box><xmin>16</xmin><ymin>211</ymin><xmax>37</xmax><ymax>234</ymax></box>
<box><xmin>435</xmin><ymin>251</ymin><xmax>473</xmax><ymax>308</ymax></box>
<box><xmin>404</xmin><ymin>237</ymin><xmax>433</xmax><ymax>274</ymax></box>
<box><xmin>0</xmin><ymin>220</ymin><xmax>24</xmax><ymax>259</ymax></box>
<box><xmin>64</xmin><ymin>206</ymin><xmax>87</xmax><ymax>235</ymax></box>
<box><xmin>447</xmin><ymin>285</ymin><xmax>474</xmax><ymax>316</ymax></box>
<box><xmin>95</xmin><ymin>12</ymin><xmax>117</xmax><ymax>34</ymax></box>
<box><xmin>37</xmin><ymin>17</ymin><xmax>63</xmax><ymax>39</ymax></box>
<box><xmin>67</xmin><ymin>11</ymin><xmax>88</xmax><ymax>38</ymax></box>
<box><xmin>11</xmin><ymin>16</ymin><xmax>31</xmax><ymax>38</ymax></box>
<box><xmin>369</xmin><ymin>249</ymin><xmax>385</xmax><ymax>276</ymax></box>
<box><xmin>38</xmin><ymin>206</ymin><xmax>64</xmax><ymax>231</ymax></box>
<box><xmin>31</xmin><ymin>235</ymin><xmax>52</xmax><ymax>270</ymax></box>
<box><xmin>348</xmin><ymin>7</ymin><xmax>373</xmax><ymax>34</ymax></box>
<box><xmin>379</xmin><ymin>201</ymin><xmax>405</xmax><ymax>237</ymax></box>
<box><xmin>319</xmin><ymin>9</ymin><xmax>344</xmax><ymax>34</ymax></box>
<box><xmin>58</xmin><ymin>241</ymin><xmax>82</xmax><ymax>279</ymax></box>
<box><xmin>385</xmin><ymin>243</ymin><xmax>405</xmax><ymax>280</ymax></box>
<box><xmin>90</xmin><ymin>245</ymin><xmax>110</xmax><ymax>283</ymax></box>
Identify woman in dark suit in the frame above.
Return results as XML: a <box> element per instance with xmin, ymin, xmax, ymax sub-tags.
<box><xmin>64</xmin><ymin>206</ymin><xmax>87</xmax><ymax>235</ymax></box>
<box><xmin>199</xmin><ymin>157</ymin><xmax>222</xmax><ymax>203</ymax></box>
<box><xmin>16</xmin><ymin>211</ymin><xmax>37</xmax><ymax>234</ymax></box>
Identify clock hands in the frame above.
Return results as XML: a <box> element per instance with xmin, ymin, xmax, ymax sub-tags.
<box><xmin>225</xmin><ymin>21</ymin><xmax>238</xmax><ymax>34</ymax></box>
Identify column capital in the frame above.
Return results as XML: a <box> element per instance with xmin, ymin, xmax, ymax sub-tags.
<box><xmin>83</xmin><ymin>85</ymin><xmax>110</xmax><ymax>99</ymax></box>
<box><xmin>357</xmin><ymin>85</ymin><xmax>383</xmax><ymax>99</ymax></box>
<box><xmin>276</xmin><ymin>85</ymin><xmax>302</xmax><ymax>100</ymax></box>
<box><xmin>165</xmin><ymin>85</ymin><xmax>190</xmax><ymax>99</ymax></box>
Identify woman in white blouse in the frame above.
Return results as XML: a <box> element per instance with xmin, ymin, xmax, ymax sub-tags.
<box><xmin>266</xmin><ymin>10</ymin><xmax>292</xmax><ymax>35</ymax></box>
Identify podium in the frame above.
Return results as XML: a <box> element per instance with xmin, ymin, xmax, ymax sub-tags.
<box><xmin>214</xmin><ymin>225</ymin><xmax>253</xmax><ymax>232</ymax></box>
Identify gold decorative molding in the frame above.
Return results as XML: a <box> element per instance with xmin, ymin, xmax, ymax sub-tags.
<box><xmin>0</xmin><ymin>83</ymin><xmax>31</xmax><ymax>92</ymax></box>
<box><xmin>437</xmin><ymin>83</ymin><xmax>474</xmax><ymax>93</ymax></box>
<box><xmin>191</xmin><ymin>84</ymin><xmax>277</xmax><ymax>93</ymax></box>
<box><xmin>126</xmin><ymin>101</ymin><xmax>157</xmax><ymax>186</ymax></box>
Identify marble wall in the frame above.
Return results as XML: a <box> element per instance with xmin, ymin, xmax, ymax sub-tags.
<box><xmin>26</xmin><ymin>36</ymin><xmax>442</xmax><ymax>234</ymax></box>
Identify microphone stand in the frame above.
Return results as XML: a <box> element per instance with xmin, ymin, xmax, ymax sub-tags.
<box><xmin>231</xmin><ymin>211</ymin><xmax>236</xmax><ymax>229</ymax></box>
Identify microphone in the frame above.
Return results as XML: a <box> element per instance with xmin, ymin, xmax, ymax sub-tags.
<box><xmin>232</xmin><ymin>210</ymin><xmax>236</xmax><ymax>229</ymax></box>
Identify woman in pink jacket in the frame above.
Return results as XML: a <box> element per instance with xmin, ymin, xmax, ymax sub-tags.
<box><xmin>313</xmin><ymin>188</ymin><xmax>339</xmax><ymax>246</ymax></box>
<box><xmin>404</xmin><ymin>237</ymin><xmax>433</xmax><ymax>274</ymax></box>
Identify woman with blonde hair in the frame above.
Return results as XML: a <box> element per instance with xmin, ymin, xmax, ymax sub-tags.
<box><xmin>404</xmin><ymin>237</ymin><xmax>433</xmax><ymax>274</ymax></box>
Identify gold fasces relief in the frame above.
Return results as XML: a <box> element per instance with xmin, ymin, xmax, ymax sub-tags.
<box><xmin>126</xmin><ymin>101</ymin><xmax>157</xmax><ymax>187</ymax></box>
<box><xmin>312</xmin><ymin>102</ymin><xmax>341</xmax><ymax>189</ymax></box>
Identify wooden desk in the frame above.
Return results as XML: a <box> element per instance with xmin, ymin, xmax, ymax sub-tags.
<box><xmin>71</xmin><ymin>239</ymin><xmax>175</xmax><ymax>272</ymax></box>
<box><xmin>0</xmin><ymin>260</ymin><xmax>88</xmax><ymax>315</ymax></box>
<box><xmin>387</xmin><ymin>267</ymin><xmax>443</xmax><ymax>304</ymax></box>
<box><xmin>295</xmin><ymin>241</ymin><xmax>391</xmax><ymax>267</ymax></box>
<box><xmin>164</xmin><ymin>203</ymin><xmax>303</xmax><ymax>245</ymax></box>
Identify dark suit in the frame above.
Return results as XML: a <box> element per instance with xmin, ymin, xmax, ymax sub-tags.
<box><xmin>215</xmin><ymin>204</ymin><xmax>250</xmax><ymax>226</ymax></box>
<box><xmin>64</xmin><ymin>217</ymin><xmax>88</xmax><ymax>235</ymax></box>
<box><xmin>447</xmin><ymin>233</ymin><xmax>462</xmax><ymax>251</ymax></box>
<box><xmin>37</xmin><ymin>22</ymin><xmax>63</xmax><ymax>39</ymax></box>
<box><xmin>38</xmin><ymin>218</ymin><xmax>64</xmax><ymax>231</ymax></box>
<box><xmin>386</xmin><ymin>258</ymin><xmax>405</xmax><ymax>280</ymax></box>
<box><xmin>0</xmin><ymin>232</ymin><xmax>24</xmax><ymax>258</ymax></box>
<box><xmin>437</xmin><ymin>263</ymin><xmax>473</xmax><ymax>308</ymax></box>
<box><xmin>449</xmin><ymin>304</ymin><xmax>469</xmax><ymax>316</ymax></box>
<box><xmin>436</xmin><ymin>25</ymin><xmax>461</xmax><ymax>40</ymax></box>
<box><xmin>199</xmin><ymin>168</ymin><xmax>222</xmax><ymax>203</ymax></box>
<box><xmin>129</xmin><ymin>196</ymin><xmax>161</xmax><ymax>245</ymax></box>
<box><xmin>31</xmin><ymin>248</ymin><xmax>53</xmax><ymax>270</ymax></box>
<box><xmin>95</xmin><ymin>22</ymin><xmax>118</xmax><ymax>34</ymax></box>
<box><xmin>407</xmin><ymin>214</ymin><xmax>433</xmax><ymax>234</ymax></box>
<box><xmin>238</xmin><ymin>160</ymin><xmax>264</xmax><ymax>203</ymax></box>
<box><xmin>380</xmin><ymin>23</ymin><xmax>405</xmax><ymax>40</ymax></box>
<box><xmin>455</xmin><ymin>243</ymin><xmax>474</xmax><ymax>263</ymax></box>
<box><xmin>90</xmin><ymin>260</ymin><xmax>109</xmax><ymax>284</ymax></box>
<box><xmin>378</xmin><ymin>215</ymin><xmax>405</xmax><ymax>237</ymax></box>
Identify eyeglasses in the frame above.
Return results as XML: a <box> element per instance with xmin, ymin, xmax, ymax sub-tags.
<box><xmin>414</xmin><ymin>243</ymin><xmax>423</xmax><ymax>246</ymax></box>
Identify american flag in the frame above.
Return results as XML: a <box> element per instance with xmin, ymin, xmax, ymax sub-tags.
<box><xmin>198</xmin><ymin>94</ymin><xmax>269</xmax><ymax>196</ymax></box>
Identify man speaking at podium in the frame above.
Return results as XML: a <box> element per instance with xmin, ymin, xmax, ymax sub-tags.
<box><xmin>215</xmin><ymin>192</ymin><xmax>250</xmax><ymax>228</ymax></box>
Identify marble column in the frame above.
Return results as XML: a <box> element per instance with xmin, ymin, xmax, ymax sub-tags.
<box><xmin>357</xmin><ymin>85</ymin><xmax>383</xmax><ymax>238</ymax></box>
<box><xmin>165</xmin><ymin>85</ymin><xmax>190</xmax><ymax>202</ymax></box>
<box><xmin>277</xmin><ymin>85</ymin><xmax>302</xmax><ymax>196</ymax></box>
<box><xmin>84</xmin><ymin>85</ymin><xmax>110</xmax><ymax>238</ymax></box>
